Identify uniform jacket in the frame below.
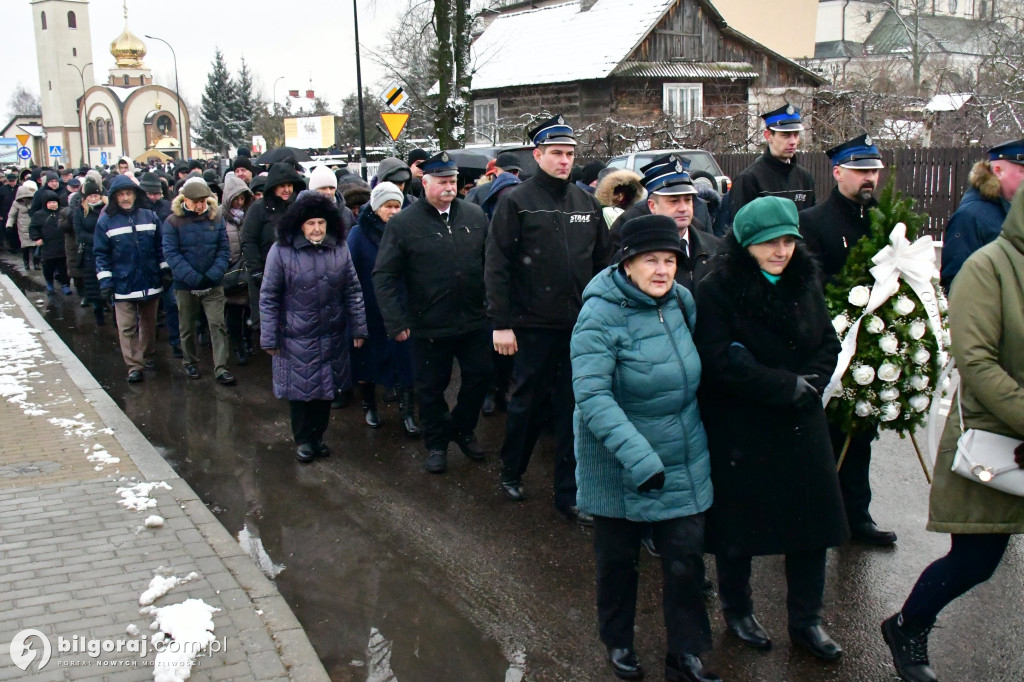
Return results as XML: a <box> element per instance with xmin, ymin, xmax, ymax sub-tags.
<box><xmin>93</xmin><ymin>175</ymin><xmax>166</xmax><ymax>301</ymax></box>
<box><xmin>28</xmin><ymin>191</ymin><xmax>65</xmax><ymax>261</ymax></box>
<box><xmin>694</xmin><ymin>236</ymin><xmax>848</xmax><ymax>556</ymax></box>
<box><xmin>572</xmin><ymin>267</ymin><xmax>712</xmax><ymax>522</ymax></box>
<box><xmin>259</xmin><ymin>197</ymin><xmax>367</xmax><ymax>401</ymax></box>
<box><xmin>486</xmin><ymin>170</ymin><xmax>611</xmax><ymax>330</ymax></box>
<box><xmin>729</xmin><ymin>148</ymin><xmax>816</xmax><ymax>220</ymax></box>
<box><xmin>6</xmin><ymin>184</ymin><xmax>35</xmax><ymax>245</ymax></box>
<box><xmin>373</xmin><ymin>196</ymin><xmax>489</xmax><ymax>338</ymax></box>
<box><xmin>928</xmin><ymin>187</ymin><xmax>1024</xmax><ymax>534</ymax></box>
<box><xmin>800</xmin><ymin>186</ymin><xmax>878</xmax><ymax>282</ymax></box>
<box><xmin>162</xmin><ymin>194</ymin><xmax>230</xmax><ymax>290</ymax></box>
<box><xmin>940</xmin><ymin>184</ymin><xmax>1008</xmax><ymax>291</ymax></box>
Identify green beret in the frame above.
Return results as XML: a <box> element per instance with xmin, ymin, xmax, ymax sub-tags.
<box><xmin>733</xmin><ymin>196</ymin><xmax>803</xmax><ymax>247</ymax></box>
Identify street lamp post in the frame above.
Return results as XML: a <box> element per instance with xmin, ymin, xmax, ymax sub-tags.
<box><xmin>67</xmin><ymin>62</ymin><xmax>92</xmax><ymax>166</ymax></box>
<box><xmin>144</xmin><ymin>34</ymin><xmax>185</xmax><ymax>160</ymax></box>
<box><xmin>273</xmin><ymin>76</ymin><xmax>285</xmax><ymax>111</ymax></box>
<box><xmin>353</xmin><ymin>0</ymin><xmax>368</xmax><ymax>180</ymax></box>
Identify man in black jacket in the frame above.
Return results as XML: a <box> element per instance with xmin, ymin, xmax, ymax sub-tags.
<box><xmin>486</xmin><ymin>114</ymin><xmax>612</xmax><ymax>524</ymax></box>
<box><xmin>730</xmin><ymin>103</ymin><xmax>816</xmax><ymax>220</ymax></box>
<box><xmin>799</xmin><ymin>133</ymin><xmax>896</xmax><ymax>547</ymax></box>
<box><xmin>0</xmin><ymin>172</ymin><xmax>17</xmax><ymax>253</ymax></box>
<box><xmin>373</xmin><ymin>152</ymin><xmax>492</xmax><ymax>474</ymax></box>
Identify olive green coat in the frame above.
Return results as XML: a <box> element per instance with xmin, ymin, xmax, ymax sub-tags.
<box><xmin>928</xmin><ymin>184</ymin><xmax>1024</xmax><ymax>534</ymax></box>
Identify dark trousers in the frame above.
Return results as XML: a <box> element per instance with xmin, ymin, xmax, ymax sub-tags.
<box><xmin>41</xmin><ymin>257</ymin><xmax>69</xmax><ymax>288</ymax></box>
<box><xmin>594</xmin><ymin>514</ymin><xmax>711</xmax><ymax>655</ymax></box>
<box><xmin>21</xmin><ymin>246</ymin><xmax>35</xmax><ymax>267</ymax></box>
<box><xmin>901</xmin><ymin>533</ymin><xmax>1011</xmax><ymax>628</ymax></box>
<box><xmin>288</xmin><ymin>399</ymin><xmax>332</xmax><ymax>445</ymax></box>
<box><xmin>499</xmin><ymin>328</ymin><xmax>576</xmax><ymax>508</ymax></box>
<box><xmin>161</xmin><ymin>286</ymin><xmax>180</xmax><ymax>347</ymax></box>
<box><xmin>831</xmin><ymin>423</ymin><xmax>877</xmax><ymax>526</ymax></box>
<box><xmin>411</xmin><ymin>328</ymin><xmax>492</xmax><ymax>451</ymax></box>
<box><xmin>225</xmin><ymin>302</ymin><xmax>249</xmax><ymax>353</ymax></box>
<box><xmin>717</xmin><ymin>549</ymin><xmax>828</xmax><ymax>629</ymax></box>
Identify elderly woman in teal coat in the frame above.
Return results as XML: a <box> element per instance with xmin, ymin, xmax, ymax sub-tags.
<box><xmin>571</xmin><ymin>214</ymin><xmax>718</xmax><ymax>682</ymax></box>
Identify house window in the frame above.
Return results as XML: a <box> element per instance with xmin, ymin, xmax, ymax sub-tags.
<box><xmin>68</xmin><ymin>11</ymin><xmax>77</xmax><ymax>28</ymax></box>
<box><xmin>106</xmin><ymin>120</ymin><xmax>114</xmax><ymax>146</ymax></box>
<box><xmin>95</xmin><ymin>119</ymin><xmax>106</xmax><ymax>145</ymax></box>
<box><xmin>88</xmin><ymin>121</ymin><xmax>95</xmax><ymax>143</ymax></box>
<box><xmin>72</xmin><ymin>47</ymin><xmax>77</xmax><ymax>56</ymax></box>
<box><xmin>41</xmin><ymin>11</ymin><xmax>47</xmax><ymax>30</ymax></box>
<box><xmin>123</xmin><ymin>75</ymin><xmax>130</xmax><ymax>86</ymax></box>
<box><xmin>663</xmin><ymin>83</ymin><xmax>703</xmax><ymax>124</ymax></box>
<box><xmin>473</xmin><ymin>98</ymin><xmax>498</xmax><ymax>144</ymax></box>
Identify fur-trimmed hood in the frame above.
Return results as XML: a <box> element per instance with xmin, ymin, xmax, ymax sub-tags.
<box><xmin>171</xmin><ymin>192</ymin><xmax>220</xmax><ymax>221</ymax></box>
<box><xmin>595</xmin><ymin>169</ymin><xmax>646</xmax><ymax>209</ymax></box>
<box><xmin>970</xmin><ymin>160</ymin><xmax>1002</xmax><ymax>201</ymax></box>
<box><xmin>276</xmin><ymin>192</ymin><xmax>346</xmax><ymax>247</ymax></box>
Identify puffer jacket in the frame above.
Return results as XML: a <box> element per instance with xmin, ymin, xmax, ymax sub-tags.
<box><xmin>6</xmin><ymin>184</ymin><xmax>35</xmax><ymax>245</ymax></box>
<box><xmin>941</xmin><ymin>162</ymin><xmax>1009</xmax><ymax>290</ymax></box>
<box><xmin>93</xmin><ymin>175</ymin><xmax>166</xmax><ymax>301</ymax></box>
<box><xmin>162</xmin><ymin>194</ymin><xmax>230</xmax><ymax>290</ymax></box>
<box><xmin>570</xmin><ymin>266</ymin><xmax>712</xmax><ymax>522</ymax></box>
<box><xmin>259</xmin><ymin>194</ymin><xmax>367</xmax><ymax>401</ymax></box>
<box><xmin>29</xmin><ymin>191</ymin><xmax>65</xmax><ymax>261</ymax></box>
<box><xmin>241</xmin><ymin>163</ymin><xmax>306</xmax><ymax>275</ymax></box>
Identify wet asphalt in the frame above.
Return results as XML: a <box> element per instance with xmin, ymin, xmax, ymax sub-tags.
<box><xmin>4</xmin><ymin>255</ymin><xmax>1023</xmax><ymax>682</ymax></box>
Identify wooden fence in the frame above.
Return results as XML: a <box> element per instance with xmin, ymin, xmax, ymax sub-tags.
<box><xmin>715</xmin><ymin>147</ymin><xmax>985</xmax><ymax>238</ymax></box>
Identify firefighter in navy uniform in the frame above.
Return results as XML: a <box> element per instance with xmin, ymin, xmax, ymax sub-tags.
<box><xmin>730</xmin><ymin>103</ymin><xmax>816</xmax><ymax>220</ymax></box>
<box><xmin>800</xmin><ymin>133</ymin><xmax>897</xmax><ymax>547</ymax></box>
<box><xmin>486</xmin><ymin>114</ymin><xmax>612</xmax><ymax>524</ymax></box>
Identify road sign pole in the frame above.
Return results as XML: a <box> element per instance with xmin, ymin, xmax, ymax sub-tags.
<box><xmin>353</xmin><ymin>0</ymin><xmax>368</xmax><ymax>181</ymax></box>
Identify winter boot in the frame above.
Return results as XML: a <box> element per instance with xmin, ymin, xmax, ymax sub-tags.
<box><xmin>45</xmin><ymin>282</ymin><xmax>55</xmax><ymax>294</ymax></box>
<box><xmin>360</xmin><ymin>383</ymin><xmax>380</xmax><ymax>429</ymax></box>
<box><xmin>881</xmin><ymin>613</ymin><xmax>938</xmax><ymax>682</ymax></box>
<box><xmin>398</xmin><ymin>387</ymin><xmax>421</xmax><ymax>437</ymax></box>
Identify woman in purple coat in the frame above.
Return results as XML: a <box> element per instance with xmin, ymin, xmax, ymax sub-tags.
<box><xmin>259</xmin><ymin>192</ymin><xmax>368</xmax><ymax>462</ymax></box>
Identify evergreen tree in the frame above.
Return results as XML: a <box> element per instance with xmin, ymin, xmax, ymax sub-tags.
<box><xmin>195</xmin><ymin>49</ymin><xmax>240</xmax><ymax>155</ymax></box>
<box><xmin>231</xmin><ymin>58</ymin><xmax>257</xmax><ymax>144</ymax></box>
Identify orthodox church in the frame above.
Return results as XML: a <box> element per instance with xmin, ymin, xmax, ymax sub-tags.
<box><xmin>27</xmin><ymin>0</ymin><xmax>191</xmax><ymax>168</ymax></box>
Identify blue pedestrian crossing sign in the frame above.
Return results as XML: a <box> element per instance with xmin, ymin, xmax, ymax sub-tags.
<box><xmin>18</xmin><ymin>146</ymin><xmax>31</xmax><ymax>160</ymax></box>
<box><xmin>49</xmin><ymin>145</ymin><xmax>62</xmax><ymax>157</ymax></box>
<box><xmin>100</xmin><ymin>151</ymin><xmax>108</xmax><ymax>165</ymax></box>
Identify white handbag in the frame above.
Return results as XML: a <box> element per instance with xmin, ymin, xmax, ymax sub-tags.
<box><xmin>951</xmin><ymin>390</ymin><xmax>1024</xmax><ymax>497</ymax></box>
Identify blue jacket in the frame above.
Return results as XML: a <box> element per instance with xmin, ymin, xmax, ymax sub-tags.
<box><xmin>162</xmin><ymin>194</ymin><xmax>230</xmax><ymax>290</ymax></box>
<box><xmin>93</xmin><ymin>175</ymin><xmax>166</xmax><ymax>301</ymax></box>
<box><xmin>570</xmin><ymin>266</ymin><xmax>713</xmax><ymax>522</ymax></box>
<box><xmin>941</xmin><ymin>187</ymin><xmax>1008</xmax><ymax>290</ymax></box>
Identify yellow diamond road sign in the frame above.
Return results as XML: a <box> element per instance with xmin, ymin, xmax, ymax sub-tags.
<box><xmin>380</xmin><ymin>82</ymin><xmax>407</xmax><ymax>112</ymax></box>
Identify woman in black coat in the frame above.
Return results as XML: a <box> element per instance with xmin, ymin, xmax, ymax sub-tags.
<box><xmin>73</xmin><ymin>178</ymin><xmax>107</xmax><ymax>325</ymax></box>
<box><xmin>694</xmin><ymin>196</ymin><xmax>848</xmax><ymax>662</ymax></box>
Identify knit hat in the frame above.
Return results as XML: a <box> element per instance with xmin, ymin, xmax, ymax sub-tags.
<box><xmin>236</xmin><ymin>146</ymin><xmax>252</xmax><ymax>158</ymax></box>
<box><xmin>139</xmin><ymin>172</ymin><xmax>163</xmax><ymax>194</ymax></box>
<box><xmin>342</xmin><ymin>178</ymin><xmax>371</xmax><ymax>209</ymax></box>
<box><xmin>619</xmin><ymin>215</ymin><xmax>684</xmax><ymax>261</ymax></box>
<box><xmin>580</xmin><ymin>160</ymin><xmax>604</xmax><ymax>186</ymax></box>
<box><xmin>732</xmin><ymin>196</ymin><xmax>803</xmax><ymax>247</ymax></box>
<box><xmin>407</xmin><ymin>148</ymin><xmax>430</xmax><ymax>166</ymax></box>
<box><xmin>371</xmin><ymin>182</ymin><xmax>404</xmax><ymax>211</ymax></box>
<box><xmin>181</xmin><ymin>177</ymin><xmax>214</xmax><ymax>200</ymax></box>
<box><xmin>82</xmin><ymin>177</ymin><xmax>102</xmax><ymax>198</ymax></box>
<box><xmin>44</xmin><ymin>170</ymin><xmax>59</xmax><ymax>183</ymax></box>
<box><xmin>308</xmin><ymin>165</ymin><xmax>337</xmax><ymax>191</ymax></box>
<box><xmin>377</xmin><ymin>157</ymin><xmax>411</xmax><ymax>184</ymax></box>
<box><xmin>232</xmin><ymin>156</ymin><xmax>255</xmax><ymax>172</ymax></box>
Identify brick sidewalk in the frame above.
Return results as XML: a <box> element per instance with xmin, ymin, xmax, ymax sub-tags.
<box><xmin>0</xmin><ymin>275</ymin><xmax>329</xmax><ymax>681</ymax></box>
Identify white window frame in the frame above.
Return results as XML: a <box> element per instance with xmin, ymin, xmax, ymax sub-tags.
<box><xmin>473</xmin><ymin>98</ymin><xmax>498</xmax><ymax>144</ymax></box>
<box><xmin>662</xmin><ymin>83</ymin><xmax>703</xmax><ymax>125</ymax></box>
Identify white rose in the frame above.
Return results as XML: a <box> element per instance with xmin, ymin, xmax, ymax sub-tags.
<box><xmin>939</xmin><ymin>350</ymin><xmax>950</xmax><ymax>368</ymax></box>
<box><xmin>878</xmin><ymin>362</ymin><xmax>902</xmax><ymax>382</ymax></box>
<box><xmin>909</xmin><ymin>320</ymin><xmax>927</xmax><ymax>340</ymax></box>
<box><xmin>848</xmin><ymin>286</ymin><xmax>871</xmax><ymax>307</ymax></box>
<box><xmin>865</xmin><ymin>315</ymin><xmax>885</xmax><ymax>334</ymax></box>
<box><xmin>909</xmin><ymin>395</ymin><xmax>930</xmax><ymax>412</ymax></box>
<box><xmin>890</xmin><ymin>279</ymin><xmax>902</xmax><ymax>296</ymax></box>
<box><xmin>938</xmin><ymin>294</ymin><xmax>949</xmax><ymax>312</ymax></box>
<box><xmin>880</xmin><ymin>401</ymin><xmax>902</xmax><ymax>422</ymax></box>
<box><xmin>941</xmin><ymin>329</ymin><xmax>951</xmax><ymax>347</ymax></box>
<box><xmin>893</xmin><ymin>296</ymin><xmax>916</xmax><ymax>316</ymax></box>
<box><xmin>879</xmin><ymin>387</ymin><xmax>900</xmax><ymax>402</ymax></box>
<box><xmin>879</xmin><ymin>334</ymin><xmax>900</xmax><ymax>355</ymax></box>
<box><xmin>855</xmin><ymin>401</ymin><xmax>873</xmax><ymax>417</ymax></box>
<box><xmin>912</xmin><ymin>347</ymin><xmax>931</xmax><ymax>365</ymax></box>
<box><xmin>910</xmin><ymin>375</ymin><xmax>930</xmax><ymax>391</ymax></box>
<box><xmin>832</xmin><ymin>314</ymin><xmax>850</xmax><ymax>335</ymax></box>
<box><xmin>852</xmin><ymin>365</ymin><xmax>876</xmax><ymax>385</ymax></box>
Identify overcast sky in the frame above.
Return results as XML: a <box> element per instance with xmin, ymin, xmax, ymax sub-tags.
<box><xmin>2</xmin><ymin>0</ymin><xmax>409</xmax><ymax>121</ymax></box>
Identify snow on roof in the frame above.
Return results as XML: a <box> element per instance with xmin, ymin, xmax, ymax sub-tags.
<box><xmin>106</xmin><ymin>85</ymin><xmax>142</xmax><ymax>102</ymax></box>
<box><xmin>17</xmin><ymin>124</ymin><xmax>45</xmax><ymax>138</ymax></box>
<box><xmin>471</xmin><ymin>0</ymin><xmax>676</xmax><ymax>90</ymax></box>
<box><xmin>925</xmin><ymin>93</ymin><xmax>973</xmax><ymax>112</ymax></box>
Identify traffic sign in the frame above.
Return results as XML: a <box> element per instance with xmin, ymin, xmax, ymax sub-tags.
<box><xmin>18</xmin><ymin>147</ymin><xmax>31</xmax><ymax>160</ymax></box>
<box><xmin>100</xmin><ymin>152</ymin><xmax>108</xmax><ymax>165</ymax></box>
<box><xmin>16</xmin><ymin>134</ymin><xmax>29</xmax><ymax>147</ymax></box>
<box><xmin>379</xmin><ymin>82</ymin><xmax>407</xmax><ymax>112</ymax></box>
<box><xmin>380</xmin><ymin>113</ymin><xmax>410</xmax><ymax>141</ymax></box>
<box><xmin>49</xmin><ymin>145</ymin><xmax>62</xmax><ymax>157</ymax></box>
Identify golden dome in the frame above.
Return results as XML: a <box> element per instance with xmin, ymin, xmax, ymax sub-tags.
<box><xmin>110</xmin><ymin>22</ymin><xmax>146</xmax><ymax>69</ymax></box>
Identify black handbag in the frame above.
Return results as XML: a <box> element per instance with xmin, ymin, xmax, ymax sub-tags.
<box><xmin>220</xmin><ymin>267</ymin><xmax>248</xmax><ymax>295</ymax></box>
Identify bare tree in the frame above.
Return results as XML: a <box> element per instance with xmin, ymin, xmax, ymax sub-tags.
<box><xmin>6</xmin><ymin>84</ymin><xmax>41</xmax><ymax>118</ymax></box>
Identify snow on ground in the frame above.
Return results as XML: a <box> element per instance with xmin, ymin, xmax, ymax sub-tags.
<box><xmin>237</xmin><ymin>525</ymin><xmax>285</xmax><ymax>579</ymax></box>
<box><xmin>148</xmin><ymin>598</ymin><xmax>221</xmax><ymax>682</ymax></box>
<box><xmin>139</xmin><ymin>571</ymin><xmax>199</xmax><ymax>607</ymax></box>
<box><xmin>0</xmin><ymin>301</ymin><xmax>50</xmax><ymax>414</ymax></box>
<box><xmin>505</xmin><ymin>649</ymin><xmax>527</xmax><ymax>682</ymax></box>
<box><xmin>366</xmin><ymin>628</ymin><xmax>397</xmax><ymax>682</ymax></box>
<box><xmin>144</xmin><ymin>515</ymin><xmax>165</xmax><ymax>528</ymax></box>
<box><xmin>117</xmin><ymin>481</ymin><xmax>172</xmax><ymax>511</ymax></box>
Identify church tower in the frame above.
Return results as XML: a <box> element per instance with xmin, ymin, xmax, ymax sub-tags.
<box><xmin>107</xmin><ymin>1</ymin><xmax>152</xmax><ymax>87</ymax></box>
<box><xmin>31</xmin><ymin>0</ymin><xmax>94</xmax><ymax>166</ymax></box>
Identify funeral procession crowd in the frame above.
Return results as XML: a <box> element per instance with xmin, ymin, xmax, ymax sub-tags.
<box><xmin>2</xmin><ymin>102</ymin><xmax>1023</xmax><ymax>682</ymax></box>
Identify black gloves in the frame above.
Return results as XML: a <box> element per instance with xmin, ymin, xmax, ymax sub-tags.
<box><xmin>160</xmin><ymin>269</ymin><xmax>174</xmax><ymax>288</ymax></box>
<box><xmin>249</xmin><ymin>271</ymin><xmax>262</xmax><ymax>284</ymax></box>
<box><xmin>1015</xmin><ymin>443</ymin><xmax>1024</xmax><ymax>470</ymax></box>
<box><xmin>638</xmin><ymin>471</ymin><xmax>665</xmax><ymax>493</ymax></box>
<box><xmin>793</xmin><ymin>374</ymin><xmax>821</xmax><ymax>409</ymax></box>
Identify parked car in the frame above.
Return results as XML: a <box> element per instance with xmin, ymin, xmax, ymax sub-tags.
<box><xmin>461</xmin><ymin>144</ymin><xmax>538</xmax><ymax>179</ymax></box>
<box><xmin>606</xmin><ymin>149</ymin><xmax>731</xmax><ymax>195</ymax></box>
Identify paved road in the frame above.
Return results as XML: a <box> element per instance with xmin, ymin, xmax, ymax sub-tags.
<box><xmin>5</xmin><ymin>257</ymin><xmax>1023</xmax><ymax>682</ymax></box>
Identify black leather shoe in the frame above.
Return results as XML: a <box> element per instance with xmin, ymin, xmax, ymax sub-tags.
<box><xmin>725</xmin><ymin>614</ymin><xmax>771</xmax><ymax>650</ymax></box>
<box><xmin>500</xmin><ymin>479</ymin><xmax>525</xmax><ymax>501</ymax></box>
<box><xmin>481</xmin><ymin>392</ymin><xmax>496</xmax><ymax>416</ymax></box>
<box><xmin>881</xmin><ymin>613</ymin><xmax>938</xmax><ymax>682</ymax></box>
<box><xmin>215</xmin><ymin>371</ymin><xmax>238</xmax><ymax>386</ymax></box>
<box><xmin>665</xmin><ymin>654</ymin><xmax>721</xmax><ymax>682</ymax></box>
<box><xmin>453</xmin><ymin>432</ymin><xmax>486</xmax><ymax>460</ymax></box>
<box><xmin>557</xmin><ymin>505</ymin><xmax>594</xmax><ymax>527</ymax></box>
<box><xmin>851</xmin><ymin>521</ymin><xmax>897</xmax><ymax>546</ymax></box>
<box><xmin>312</xmin><ymin>441</ymin><xmax>331</xmax><ymax>458</ymax></box>
<box><xmin>383</xmin><ymin>385</ymin><xmax>398</xmax><ymax>403</ymax></box>
<box><xmin>295</xmin><ymin>444</ymin><xmax>316</xmax><ymax>463</ymax></box>
<box><xmin>184</xmin><ymin>364</ymin><xmax>200</xmax><ymax>380</ymax></box>
<box><xmin>606</xmin><ymin>647</ymin><xmax>643</xmax><ymax>680</ymax></box>
<box><xmin>126</xmin><ymin>370</ymin><xmax>144</xmax><ymax>383</ymax></box>
<box><xmin>423</xmin><ymin>448</ymin><xmax>447</xmax><ymax>474</ymax></box>
<box><xmin>789</xmin><ymin>624</ymin><xmax>843</xmax><ymax>661</ymax></box>
<box><xmin>143</xmin><ymin>359</ymin><xmax>157</xmax><ymax>370</ymax></box>
<box><xmin>233</xmin><ymin>348</ymin><xmax>249</xmax><ymax>366</ymax></box>
<box><xmin>331</xmin><ymin>389</ymin><xmax>352</xmax><ymax>409</ymax></box>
